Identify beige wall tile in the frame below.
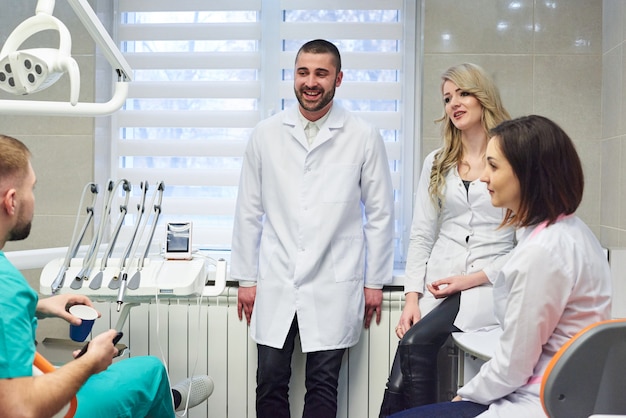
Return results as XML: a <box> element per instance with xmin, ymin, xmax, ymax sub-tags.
<box><xmin>603</xmin><ymin>0</ymin><xmax>624</xmax><ymax>52</ymax></box>
<box><xmin>600</xmin><ymin>0</ymin><xmax>626</xmax><ymax>245</ymax></box>
<box><xmin>420</xmin><ymin>0</ymin><xmax>603</xmax><ymax>235</ymax></box>
<box><xmin>28</xmin><ymin>135</ymin><xmax>94</xmax><ymax>214</ymax></box>
<box><xmin>600</xmin><ymin>225</ymin><xmax>620</xmax><ymax>247</ymax></box>
<box><xmin>620</xmin><ymin>135</ymin><xmax>626</xmax><ymax>230</ymax></box>
<box><xmin>601</xmin><ymin>137</ymin><xmax>621</xmax><ymax>227</ymax></box>
<box><xmin>602</xmin><ymin>48</ymin><xmax>623</xmax><ymax>139</ymax></box>
<box><xmin>575</xmin><ymin>139</ymin><xmax>602</xmax><ymax>225</ymax></box>
<box><xmin>423</xmin><ymin>0</ymin><xmax>534</xmax><ymax>54</ymax></box>
<box><xmin>534</xmin><ymin>0</ymin><xmax>602</xmax><ymax>55</ymax></box>
<box><xmin>533</xmin><ymin>55</ymin><xmax>602</xmax><ymax>141</ymax></box>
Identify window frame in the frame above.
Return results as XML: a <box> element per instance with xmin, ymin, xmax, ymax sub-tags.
<box><xmin>99</xmin><ymin>0</ymin><xmax>421</xmax><ymax>269</ymax></box>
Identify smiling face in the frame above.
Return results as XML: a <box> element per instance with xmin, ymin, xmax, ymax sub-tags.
<box><xmin>293</xmin><ymin>51</ymin><xmax>343</xmax><ymax>121</ymax></box>
<box><xmin>442</xmin><ymin>80</ymin><xmax>484</xmax><ymax>134</ymax></box>
<box><xmin>481</xmin><ymin>137</ymin><xmax>521</xmax><ymax>213</ymax></box>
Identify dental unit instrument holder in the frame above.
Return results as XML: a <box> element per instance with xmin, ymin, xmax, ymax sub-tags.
<box><xmin>113</xmin><ymin>181</ymin><xmax>149</xmax><ymax>311</ymax></box>
<box><xmin>89</xmin><ymin>180</ymin><xmax>131</xmax><ymax>290</ymax></box>
<box><xmin>71</xmin><ymin>181</ymin><xmax>115</xmax><ymax>290</ymax></box>
<box><xmin>127</xmin><ymin>182</ymin><xmax>165</xmax><ymax>291</ymax></box>
<box><xmin>41</xmin><ymin>180</ymin><xmax>227</xmax><ymax>313</ymax></box>
<box><xmin>51</xmin><ymin>182</ymin><xmax>98</xmax><ymax>294</ymax></box>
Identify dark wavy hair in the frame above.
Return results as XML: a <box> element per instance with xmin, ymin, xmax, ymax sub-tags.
<box><xmin>490</xmin><ymin>115</ymin><xmax>584</xmax><ymax>228</ymax></box>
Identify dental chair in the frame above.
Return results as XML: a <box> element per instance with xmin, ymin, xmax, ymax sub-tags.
<box><xmin>541</xmin><ymin>319</ymin><xmax>626</xmax><ymax>418</ymax></box>
<box><xmin>33</xmin><ymin>351</ymin><xmax>77</xmax><ymax>418</ymax></box>
<box><xmin>30</xmin><ymin>303</ymin><xmax>136</xmax><ymax>417</ymax></box>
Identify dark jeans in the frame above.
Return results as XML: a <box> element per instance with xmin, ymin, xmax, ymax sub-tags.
<box><xmin>389</xmin><ymin>401</ymin><xmax>488</xmax><ymax>417</ymax></box>
<box><xmin>256</xmin><ymin>316</ymin><xmax>346</xmax><ymax>418</ymax></box>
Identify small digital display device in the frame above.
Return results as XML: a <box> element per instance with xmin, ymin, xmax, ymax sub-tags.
<box><xmin>165</xmin><ymin>222</ymin><xmax>192</xmax><ymax>260</ymax></box>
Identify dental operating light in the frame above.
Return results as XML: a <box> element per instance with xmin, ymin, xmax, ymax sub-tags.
<box><xmin>0</xmin><ymin>2</ymin><xmax>80</xmax><ymax>104</ymax></box>
<box><xmin>0</xmin><ymin>0</ymin><xmax>133</xmax><ymax>116</ymax></box>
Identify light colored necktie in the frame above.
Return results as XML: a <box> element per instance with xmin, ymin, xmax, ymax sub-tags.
<box><xmin>305</xmin><ymin>121</ymin><xmax>319</xmax><ymax>145</ymax></box>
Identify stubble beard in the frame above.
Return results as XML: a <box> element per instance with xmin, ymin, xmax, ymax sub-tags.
<box><xmin>295</xmin><ymin>83</ymin><xmax>336</xmax><ymax>114</ymax></box>
<box><xmin>8</xmin><ymin>219</ymin><xmax>31</xmax><ymax>242</ymax></box>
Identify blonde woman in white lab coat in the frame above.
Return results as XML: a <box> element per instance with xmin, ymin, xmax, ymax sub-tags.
<box><xmin>380</xmin><ymin>63</ymin><xmax>516</xmax><ymax>416</ymax></box>
<box><xmin>230</xmin><ymin>39</ymin><xmax>395</xmax><ymax>418</ymax></box>
<box><xmin>390</xmin><ymin>115</ymin><xmax>612</xmax><ymax>418</ymax></box>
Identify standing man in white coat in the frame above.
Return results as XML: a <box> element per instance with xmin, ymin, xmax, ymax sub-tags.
<box><xmin>230</xmin><ymin>39</ymin><xmax>395</xmax><ymax>418</ymax></box>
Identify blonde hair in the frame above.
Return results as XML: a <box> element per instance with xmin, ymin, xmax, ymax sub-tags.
<box><xmin>429</xmin><ymin>63</ymin><xmax>510</xmax><ymax>206</ymax></box>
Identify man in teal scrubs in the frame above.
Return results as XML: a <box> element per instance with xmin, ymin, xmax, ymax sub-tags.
<box><xmin>0</xmin><ymin>134</ymin><xmax>210</xmax><ymax>417</ymax></box>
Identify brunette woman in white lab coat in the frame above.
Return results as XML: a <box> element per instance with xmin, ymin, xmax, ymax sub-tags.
<box><xmin>389</xmin><ymin>115</ymin><xmax>612</xmax><ymax>418</ymax></box>
<box><xmin>380</xmin><ymin>63</ymin><xmax>516</xmax><ymax>416</ymax></box>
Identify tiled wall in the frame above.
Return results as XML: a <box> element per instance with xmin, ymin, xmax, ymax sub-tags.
<box><xmin>0</xmin><ymin>0</ymin><xmax>100</xmax><ymax>339</ymax></box>
<box><xmin>0</xmin><ymin>0</ymin><xmax>97</xmax><ymax>255</ymax></box>
<box><xmin>421</xmin><ymin>0</ymin><xmax>603</xmax><ymax>236</ymax></box>
<box><xmin>601</xmin><ymin>0</ymin><xmax>626</xmax><ymax>246</ymax></box>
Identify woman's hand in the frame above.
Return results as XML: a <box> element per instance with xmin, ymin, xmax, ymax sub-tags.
<box><xmin>427</xmin><ymin>271</ymin><xmax>489</xmax><ymax>299</ymax></box>
<box><xmin>427</xmin><ymin>276</ymin><xmax>463</xmax><ymax>298</ymax></box>
<box><xmin>395</xmin><ymin>292</ymin><xmax>421</xmax><ymax>338</ymax></box>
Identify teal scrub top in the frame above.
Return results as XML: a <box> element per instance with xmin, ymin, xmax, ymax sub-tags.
<box><xmin>0</xmin><ymin>252</ymin><xmax>176</xmax><ymax>417</ymax></box>
<box><xmin>0</xmin><ymin>251</ymin><xmax>38</xmax><ymax>379</ymax></box>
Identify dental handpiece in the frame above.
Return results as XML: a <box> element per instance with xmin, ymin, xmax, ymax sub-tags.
<box><xmin>116</xmin><ymin>272</ymin><xmax>128</xmax><ymax>312</ymax></box>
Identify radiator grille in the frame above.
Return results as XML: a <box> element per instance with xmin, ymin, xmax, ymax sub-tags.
<box><xmin>91</xmin><ymin>287</ymin><xmax>405</xmax><ymax>418</ymax></box>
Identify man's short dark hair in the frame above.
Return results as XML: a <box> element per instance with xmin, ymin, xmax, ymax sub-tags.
<box><xmin>296</xmin><ymin>39</ymin><xmax>342</xmax><ymax>73</ymax></box>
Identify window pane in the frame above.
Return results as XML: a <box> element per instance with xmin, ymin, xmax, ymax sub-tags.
<box><xmin>113</xmin><ymin>2</ymin><xmax>413</xmax><ymax>262</ymax></box>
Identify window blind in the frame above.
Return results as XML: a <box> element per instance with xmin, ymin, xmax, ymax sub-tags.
<box><xmin>112</xmin><ymin>0</ymin><xmax>417</xmax><ymax>264</ymax></box>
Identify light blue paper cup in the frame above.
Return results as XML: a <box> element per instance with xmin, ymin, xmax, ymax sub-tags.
<box><xmin>69</xmin><ymin>305</ymin><xmax>98</xmax><ymax>342</ymax></box>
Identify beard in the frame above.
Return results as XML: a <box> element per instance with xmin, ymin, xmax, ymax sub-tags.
<box><xmin>294</xmin><ymin>83</ymin><xmax>336</xmax><ymax>113</ymax></box>
<box><xmin>8</xmin><ymin>219</ymin><xmax>32</xmax><ymax>242</ymax></box>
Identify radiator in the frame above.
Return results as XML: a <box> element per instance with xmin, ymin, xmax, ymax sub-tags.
<box><xmin>89</xmin><ymin>287</ymin><xmax>406</xmax><ymax>418</ymax></box>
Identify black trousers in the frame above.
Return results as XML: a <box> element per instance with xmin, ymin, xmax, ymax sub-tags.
<box><xmin>383</xmin><ymin>292</ymin><xmax>461</xmax><ymax>413</ymax></box>
<box><xmin>256</xmin><ymin>316</ymin><xmax>346</xmax><ymax>418</ymax></box>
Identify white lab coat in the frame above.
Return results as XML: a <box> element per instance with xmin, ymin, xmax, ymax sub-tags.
<box><xmin>230</xmin><ymin>104</ymin><xmax>395</xmax><ymax>352</ymax></box>
<box><xmin>405</xmin><ymin>150</ymin><xmax>516</xmax><ymax>331</ymax></box>
<box><xmin>458</xmin><ymin>216</ymin><xmax>612</xmax><ymax>417</ymax></box>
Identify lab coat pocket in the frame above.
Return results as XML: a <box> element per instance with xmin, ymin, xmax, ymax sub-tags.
<box><xmin>331</xmin><ymin>235</ymin><xmax>364</xmax><ymax>282</ymax></box>
<box><xmin>322</xmin><ymin>164</ymin><xmax>360</xmax><ymax>203</ymax></box>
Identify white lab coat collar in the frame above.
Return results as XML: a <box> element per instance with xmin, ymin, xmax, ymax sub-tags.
<box><xmin>283</xmin><ymin>104</ymin><xmax>347</xmax><ymax>151</ymax></box>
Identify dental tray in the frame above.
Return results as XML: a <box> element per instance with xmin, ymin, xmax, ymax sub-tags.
<box><xmin>39</xmin><ymin>257</ymin><xmax>207</xmax><ymax>299</ymax></box>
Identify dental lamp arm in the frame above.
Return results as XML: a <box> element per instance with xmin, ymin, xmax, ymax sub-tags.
<box><xmin>0</xmin><ymin>81</ymin><xmax>128</xmax><ymax>117</ymax></box>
